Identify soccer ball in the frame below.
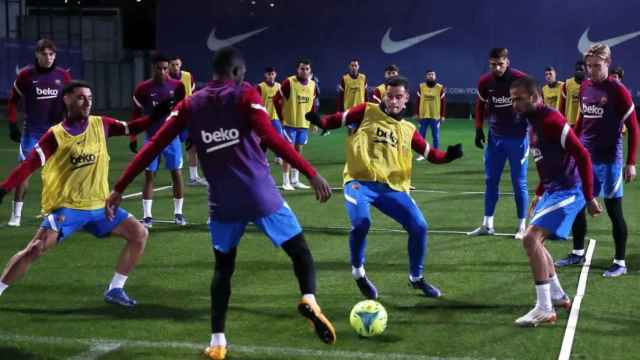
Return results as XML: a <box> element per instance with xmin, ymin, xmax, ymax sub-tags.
<box><xmin>349</xmin><ymin>300</ymin><xmax>388</xmax><ymax>337</ymax></box>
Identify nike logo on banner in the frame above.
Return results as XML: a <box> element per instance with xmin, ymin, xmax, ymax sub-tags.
<box><xmin>380</xmin><ymin>27</ymin><xmax>452</xmax><ymax>54</ymax></box>
<box><xmin>207</xmin><ymin>27</ymin><xmax>269</xmax><ymax>51</ymax></box>
<box><xmin>578</xmin><ymin>27</ymin><xmax>640</xmax><ymax>54</ymax></box>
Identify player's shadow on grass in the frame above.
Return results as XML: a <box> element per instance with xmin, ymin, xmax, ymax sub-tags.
<box><xmin>0</xmin><ymin>303</ymin><xmax>206</xmax><ymax>321</ymax></box>
<box><xmin>0</xmin><ymin>347</ymin><xmax>55</xmax><ymax>360</ymax></box>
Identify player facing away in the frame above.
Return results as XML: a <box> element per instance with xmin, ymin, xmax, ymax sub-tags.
<box><xmin>104</xmin><ymin>47</ymin><xmax>336</xmax><ymax>360</ymax></box>
<box><xmin>169</xmin><ymin>55</ymin><xmax>207</xmax><ymax>187</ymax></box>
<box><xmin>468</xmin><ymin>48</ymin><xmax>529</xmax><ymax>240</ymax></box>
<box><xmin>559</xmin><ymin>61</ymin><xmax>587</xmax><ymax>127</ymax></box>
<box><xmin>307</xmin><ymin>76</ymin><xmax>464</xmax><ymax>299</ymax></box>
<box><xmin>542</xmin><ymin>67</ymin><xmax>563</xmax><ymax>110</ymax></box>
<box><xmin>273</xmin><ymin>59</ymin><xmax>318</xmax><ymax>191</ymax></box>
<box><xmin>555</xmin><ymin>44</ymin><xmax>638</xmax><ymax>277</ymax></box>
<box><xmin>131</xmin><ymin>52</ymin><xmax>187</xmax><ymax>228</ymax></box>
<box><xmin>6</xmin><ymin>38</ymin><xmax>71</xmax><ymax>227</ymax></box>
<box><xmin>510</xmin><ymin>77</ymin><xmax>602</xmax><ymax>327</ymax></box>
<box><xmin>256</xmin><ymin>66</ymin><xmax>284</xmax><ymax>164</ymax></box>
<box><xmin>337</xmin><ymin>58</ymin><xmax>367</xmax><ymax>111</ymax></box>
<box><xmin>0</xmin><ymin>80</ymin><xmax>169</xmax><ymax>307</ymax></box>
<box><xmin>415</xmin><ymin>69</ymin><xmax>446</xmax><ymax>160</ymax></box>
<box><xmin>371</xmin><ymin>64</ymin><xmax>399</xmax><ymax>104</ymax></box>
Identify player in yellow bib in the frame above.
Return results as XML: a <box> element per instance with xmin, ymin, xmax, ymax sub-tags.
<box><xmin>257</xmin><ymin>67</ymin><xmax>284</xmax><ymax>162</ymax></box>
<box><xmin>542</xmin><ymin>66</ymin><xmax>563</xmax><ymax>110</ymax></box>
<box><xmin>337</xmin><ymin>59</ymin><xmax>367</xmax><ymax>111</ymax></box>
<box><xmin>371</xmin><ymin>64</ymin><xmax>399</xmax><ymax>104</ymax></box>
<box><xmin>559</xmin><ymin>61</ymin><xmax>586</xmax><ymax>126</ymax></box>
<box><xmin>307</xmin><ymin>76</ymin><xmax>464</xmax><ymax>299</ymax></box>
<box><xmin>415</xmin><ymin>69</ymin><xmax>446</xmax><ymax>160</ymax></box>
<box><xmin>273</xmin><ymin>59</ymin><xmax>318</xmax><ymax>190</ymax></box>
<box><xmin>0</xmin><ymin>81</ymin><xmax>169</xmax><ymax>307</ymax></box>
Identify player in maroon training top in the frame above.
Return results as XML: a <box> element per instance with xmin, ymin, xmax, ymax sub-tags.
<box><xmin>6</xmin><ymin>38</ymin><xmax>71</xmax><ymax>227</ymax></box>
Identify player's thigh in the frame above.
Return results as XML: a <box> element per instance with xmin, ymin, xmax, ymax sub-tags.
<box><xmin>602</xmin><ymin>163</ymin><xmax>624</xmax><ymax>199</ymax></box>
<box><xmin>163</xmin><ymin>138</ymin><xmax>183</xmax><ymax>171</ymax></box>
<box><xmin>18</xmin><ymin>134</ymin><xmax>40</xmax><ymax>162</ymax></box>
<box><xmin>24</xmin><ymin>228</ymin><xmax>60</xmax><ymax>255</ymax></box>
<box><xmin>530</xmin><ymin>188</ymin><xmax>585</xmax><ymax>240</ymax></box>
<box><xmin>505</xmin><ymin>137</ymin><xmax>529</xmax><ymax>176</ymax></box>
<box><xmin>254</xmin><ymin>203</ymin><xmax>303</xmax><ymax>248</ymax></box>
<box><xmin>40</xmin><ymin>208</ymin><xmax>91</xmax><ymax>244</ymax></box>
<box><xmin>208</xmin><ymin>218</ymin><xmax>248</xmax><ymax>254</ymax></box>
<box><xmin>374</xmin><ymin>190</ymin><xmax>427</xmax><ymax>231</ymax></box>
<box><xmin>343</xmin><ymin>181</ymin><xmax>375</xmax><ymax>223</ymax></box>
<box><xmin>90</xmin><ymin>209</ymin><xmax>141</xmax><ymax>241</ymax></box>
<box><xmin>484</xmin><ymin>134</ymin><xmax>508</xmax><ymax>177</ymax></box>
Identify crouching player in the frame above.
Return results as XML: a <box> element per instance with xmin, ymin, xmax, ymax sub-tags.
<box><xmin>509</xmin><ymin>77</ymin><xmax>602</xmax><ymax>327</ymax></box>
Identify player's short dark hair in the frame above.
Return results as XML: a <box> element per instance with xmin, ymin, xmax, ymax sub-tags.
<box><xmin>36</xmin><ymin>38</ymin><xmax>56</xmax><ymax>53</ymax></box>
<box><xmin>426</xmin><ymin>69</ymin><xmax>435</xmax><ymax>74</ymax></box>
<box><xmin>384</xmin><ymin>64</ymin><xmax>399</xmax><ymax>73</ymax></box>
<box><xmin>264</xmin><ymin>66</ymin><xmax>276</xmax><ymax>73</ymax></box>
<box><xmin>168</xmin><ymin>54</ymin><xmax>181</xmax><ymax>61</ymax></box>
<box><xmin>212</xmin><ymin>47</ymin><xmax>244</xmax><ymax>75</ymax></box>
<box><xmin>489</xmin><ymin>48</ymin><xmax>509</xmax><ymax>59</ymax></box>
<box><xmin>151</xmin><ymin>51</ymin><xmax>169</xmax><ymax>64</ymax></box>
<box><xmin>510</xmin><ymin>76</ymin><xmax>539</xmax><ymax>95</ymax></box>
<box><xmin>385</xmin><ymin>75</ymin><xmax>409</xmax><ymax>90</ymax></box>
<box><xmin>611</xmin><ymin>66</ymin><xmax>624</xmax><ymax>80</ymax></box>
<box><xmin>297</xmin><ymin>58</ymin><xmax>312</xmax><ymax>68</ymax></box>
<box><xmin>350</xmin><ymin>58</ymin><xmax>359</xmax><ymax>64</ymax></box>
<box><xmin>544</xmin><ymin>66</ymin><xmax>556</xmax><ymax>72</ymax></box>
<box><xmin>62</xmin><ymin>80</ymin><xmax>93</xmax><ymax>96</ymax></box>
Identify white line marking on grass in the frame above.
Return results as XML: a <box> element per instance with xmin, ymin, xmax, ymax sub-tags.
<box><xmin>122</xmin><ymin>185</ymin><xmax>172</xmax><ymax>199</ymax></box>
<box><xmin>558</xmin><ymin>238</ymin><xmax>596</xmax><ymax>360</ymax></box>
<box><xmin>67</xmin><ymin>342</ymin><xmax>121</xmax><ymax>360</ymax></box>
<box><xmin>283</xmin><ymin>186</ymin><xmax>516</xmax><ymax>196</ymax></box>
<box><xmin>322</xmin><ymin>225</ymin><xmax>516</xmax><ymax>237</ymax></box>
<box><xmin>0</xmin><ymin>333</ymin><xmax>508</xmax><ymax>360</ymax></box>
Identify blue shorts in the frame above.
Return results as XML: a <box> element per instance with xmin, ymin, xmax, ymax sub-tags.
<box><xmin>208</xmin><ymin>203</ymin><xmax>302</xmax><ymax>253</ymax></box>
<box><xmin>530</xmin><ymin>186</ymin><xmax>585</xmax><ymax>240</ymax></box>
<box><xmin>146</xmin><ymin>136</ymin><xmax>183</xmax><ymax>172</ymax></box>
<box><xmin>593</xmin><ymin>162</ymin><xmax>623</xmax><ymax>199</ymax></box>
<box><xmin>283</xmin><ymin>127</ymin><xmax>308</xmax><ymax>145</ymax></box>
<box><xmin>19</xmin><ymin>133</ymin><xmax>44</xmax><ymax>161</ymax></box>
<box><xmin>41</xmin><ymin>207</ymin><xmax>131</xmax><ymax>243</ymax></box>
<box><xmin>271</xmin><ymin>119</ymin><xmax>284</xmax><ymax>135</ymax></box>
<box><xmin>179</xmin><ymin>129</ymin><xmax>189</xmax><ymax>142</ymax></box>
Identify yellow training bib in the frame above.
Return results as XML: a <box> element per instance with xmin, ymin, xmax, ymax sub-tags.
<box><xmin>342</xmin><ymin>73</ymin><xmax>367</xmax><ymax>110</ymax></box>
<box><xmin>282</xmin><ymin>76</ymin><xmax>316</xmax><ymax>128</ymax></box>
<box><xmin>418</xmin><ymin>83</ymin><xmax>444</xmax><ymax>119</ymax></box>
<box><xmin>258</xmin><ymin>81</ymin><xmax>281</xmax><ymax>120</ymax></box>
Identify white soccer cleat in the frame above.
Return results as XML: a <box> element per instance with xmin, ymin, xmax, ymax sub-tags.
<box><xmin>467</xmin><ymin>225</ymin><xmax>495</xmax><ymax>236</ymax></box>
<box><xmin>292</xmin><ymin>182</ymin><xmax>310</xmax><ymax>189</ymax></box>
<box><xmin>515</xmin><ymin>307</ymin><xmax>557</xmax><ymax>327</ymax></box>
<box><xmin>282</xmin><ymin>183</ymin><xmax>295</xmax><ymax>191</ymax></box>
<box><xmin>7</xmin><ymin>215</ymin><xmax>21</xmax><ymax>227</ymax></box>
<box><xmin>514</xmin><ymin>228</ymin><xmax>526</xmax><ymax>240</ymax></box>
<box><xmin>416</xmin><ymin>156</ymin><xmax>425</xmax><ymax>161</ymax></box>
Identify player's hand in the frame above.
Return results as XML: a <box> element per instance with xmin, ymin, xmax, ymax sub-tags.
<box><xmin>305</xmin><ymin>112</ymin><xmax>324</xmax><ymax>129</ymax></box>
<box><xmin>528</xmin><ymin>195</ymin><xmax>540</xmax><ymax>219</ymax></box>
<box><xmin>9</xmin><ymin>123</ymin><xmax>21</xmax><ymax>143</ymax></box>
<box><xmin>0</xmin><ymin>187</ymin><xmax>7</xmax><ymax>205</ymax></box>
<box><xmin>586</xmin><ymin>198</ymin><xmax>603</xmax><ymax>217</ymax></box>
<box><xmin>151</xmin><ymin>97</ymin><xmax>176</xmax><ymax>122</ymax></box>
<box><xmin>105</xmin><ymin>190</ymin><xmax>123</xmax><ymax>221</ymax></box>
<box><xmin>445</xmin><ymin>143</ymin><xmax>464</xmax><ymax>161</ymax></box>
<box><xmin>624</xmin><ymin>164</ymin><xmax>636</xmax><ymax>183</ymax></box>
<box><xmin>308</xmin><ymin>174</ymin><xmax>332</xmax><ymax>203</ymax></box>
<box><xmin>474</xmin><ymin>128</ymin><xmax>486</xmax><ymax>149</ymax></box>
<box><xmin>129</xmin><ymin>138</ymin><xmax>138</xmax><ymax>153</ymax></box>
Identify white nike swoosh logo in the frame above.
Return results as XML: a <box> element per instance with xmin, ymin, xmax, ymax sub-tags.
<box><xmin>578</xmin><ymin>27</ymin><xmax>640</xmax><ymax>54</ymax></box>
<box><xmin>207</xmin><ymin>27</ymin><xmax>269</xmax><ymax>51</ymax></box>
<box><xmin>380</xmin><ymin>27</ymin><xmax>451</xmax><ymax>54</ymax></box>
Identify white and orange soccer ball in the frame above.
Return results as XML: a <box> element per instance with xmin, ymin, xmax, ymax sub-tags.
<box><xmin>349</xmin><ymin>300</ymin><xmax>388</xmax><ymax>337</ymax></box>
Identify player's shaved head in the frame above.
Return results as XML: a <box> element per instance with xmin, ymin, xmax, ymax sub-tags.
<box><xmin>212</xmin><ymin>47</ymin><xmax>246</xmax><ymax>82</ymax></box>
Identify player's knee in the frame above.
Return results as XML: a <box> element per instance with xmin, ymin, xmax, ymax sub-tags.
<box><xmin>127</xmin><ymin>222</ymin><xmax>148</xmax><ymax>247</ymax></box>
<box><xmin>522</xmin><ymin>233</ymin><xmax>539</xmax><ymax>253</ymax></box>
<box><xmin>351</xmin><ymin>217</ymin><xmax>371</xmax><ymax>235</ymax></box>
<box><xmin>407</xmin><ymin>218</ymin><xmax>428</xmax><ymax>237</ymax></box>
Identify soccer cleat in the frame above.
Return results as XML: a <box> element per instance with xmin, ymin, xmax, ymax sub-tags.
<box><xmin>415</xmin><ymin>156</ymin><xmax>425</xmax><ymax>161</ymax></box>
<box><xmin>603</xmin><ymin>264</ymin><xmax>627</xmax><ymax>278</ymax></box>
<box><xmin>104</xmin><ymin>288</ymin><xmax>137</xmax><ymax>307</ymax></box>
<box><xmin>292</xmin><ymin>182</ymin><xmax>310</xmax><ymax>189</ymax></box>
<box><xmin>204</xmin><ymin>345</ymin><xmax>227</xmax><ymax>360</ymax></box>
<box><xmin>552</xmin><ymin>294</ymin><xmax>572</xmax><ymax>312</ymax></box>
<box><xmin>174</xmin><ymin>213</ymin><xmax>187</xmax><ymax>226</ymax></box>
<box><xmin>514</xmin><ymin>307</ymin><xmax>557</xmax><ymax>327</ymax></box>
<box><xmin>355</xmin><ymin>276</ymin><xmax>378</xmax><ymax>300</ymax></box>
<box><xmin>514</xmin><ymin>228</ymin><xmax>526</xmax><ymax>240</ymax></box>
<box><xmin>274</xmin><ymin>157</ymin><xmax>283</xmax><ymax>165</ymax></box>
<box><xmin>409</xmin><ymin>185</ymin><xmax>416</xmax><ymax>190</ymax></box>
<box><xmin>282</xmin><ymin>183</ymin><xmax>295</xmax><ymax>191</ymax></box>
<box><xmin>7</xmin><ymin>215</ymin><xmax>21</xmax><ymax>227</ymax></box>
<box><xmin>467</xmin><ymin>225</ymin><xmax>495</xmax><ymax>236</ymax></box>
<box><xmin>321</xmin><ymin>130</ymin><xmax>331</xmax><ymax>136</ymax></box>
<box><xmin>554</xmin><ymin>253</ymin><xmax>585</xmax><ymax>267</ymax></box>
<box><xmin>141</xmin><ymin>217</ymin><xmax>153</xmax><ymax>228</ymax></box>
<box><xmin>297</xmin><ymin>299</ymin><xmax>336</xmax><ymax>345</ymax></box>
<box><xmin>409</xmin><ymin>278</ymin><xmax>443</xmax><ymax>298</ymax></box>
<box><xmin>187</xmin><ymin>177</ymin><xmax>208</xmax><ymax>187</ymax></box>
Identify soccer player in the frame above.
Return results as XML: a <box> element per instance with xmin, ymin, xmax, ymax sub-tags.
<box><xmin>0</xmin><ymin>80</ymin><xmax>169</xmax><ymax>307</ymax></box>
<box><xmin>169</xmin><ymin>55</ymin><xmax>207</xmax><ymax>187</ymax></box>
<box><xmin>131</xmin><ymin>52</ymin><xmax>187</xmax><ymax>228</ymax></box>
<box><xmin>337</xmin><ymin>59</ymin><xmax>367</xmax><ymax>111</ymax></box>
<box><xmin>559</xmin><ymin>61</ymin><xmax>587</xmax><ymax>127</ymax></box>
<box><xmin>6</xmin><ymin>38</ymin><xmax>71</xmax><ymax>227</ymax></box>
<box><xmin>307</xmin><ymin>76</ymin><xmax>464</xmax><ymax>300</ymax></box>
<box><xmin>257</xmin><ymin>66</ymin><xmax>283</xmax><ymax>162</ymax></box>
<box><xmin>104</xmin><ymin>47</ymin><xmax>336</xmax><ymax>360</ymax></box>
<box><xmin>610</xmin><ymin>66</ymin><xmax>624</xmax><ymax>82</ymax></box>
<box><xmin>509</xmin><ymin>77</ymin><xmax>601</xmax><ymax>327</ymax></box>
<box><xmin>542</xmin><ymin>67</ymin><xmax>563</xmax><ymax>110</ymax></box>
<box><xmin>555</xmin><ymin>44</ymin><xmax>638</xmax><ymax>277</ymax></box>
<box><xmin>468</xmin><ymin>48</ymin><xmax>529</xmax><ymax>240</ymax></box>
<box><xmin>371</xmin><ymin>64</ymin><xmax>399</xmax><ymax>104</ymax></box>
<box><xmin>415</xmin><ymin>69</ymin><xmax>446</xmax><ymax>161</ymax></box>
<box><xmin>273</xmin><ymin>59</ymin><xmax>318</xmax><ymax>190</ymax></box>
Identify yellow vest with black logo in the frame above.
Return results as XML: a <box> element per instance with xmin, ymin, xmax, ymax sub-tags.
<box><xmin>180</xmin><ymin>71</ymin><xmax>194</xmax><ymax>97</ymax></box>
<box><xmin>374</xmin><ymin>84</ymin><xmax>386</xmax><ymax>102</ymax></box>
<box><xmin>41</xmin><ymin>116</ymin><xmax>110</xmax><ymax>213</ymax></box>
<box><xmin>342</xmin><ymin>73</ymin><xmax>367</xmax><ymax>109</ymax></box>
<box><xmin>282</xmin><ymin>76</ymin><xmax>315</xmax><ymax>128</ymax></box>
<box><xmin>418</xmin><ymin>83</ymin><xmax>444</xmax><ymax>119</ymax></box>
<box><xmin>542</xmin><ymin>81</ymin><xmax>563</xmax><ymax>110</ymax></box>
<box><xmin>343</xmin><ymin>103</ymin><xmax>416</xmax><ymax>192</ymax></box>
<box><xmin>258</xmin><ymin>81</ymin><xmax>281</xmax><ymax>120</ymax></box>
<box><xmin>564</xmin><ymin>78</ymin><xmax>581</xmax><ymax>125</ymax></box>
